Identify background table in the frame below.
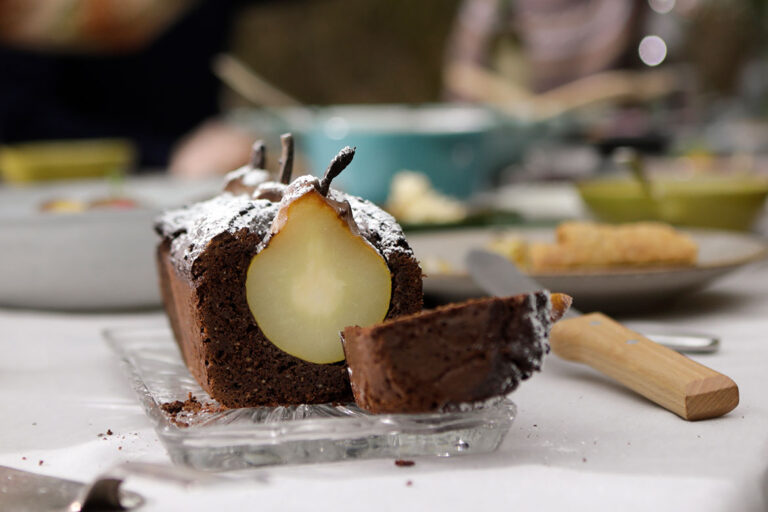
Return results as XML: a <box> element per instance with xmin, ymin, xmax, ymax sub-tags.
<box><xmin>1</xmin><ymin>259</ymin><xmax>767</xmax><ymax>511</ymax></box>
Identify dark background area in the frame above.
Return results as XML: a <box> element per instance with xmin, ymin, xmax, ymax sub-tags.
<box><xmin>229</xmin><ymin>0</ymin><xmax>462</xmax><ymax>105</ymax></box>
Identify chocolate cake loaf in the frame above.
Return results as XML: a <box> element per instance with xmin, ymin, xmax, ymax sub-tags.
<box><xmin>342</xmin><ymin>292</ymin><xmax>571</xmax><ymax>414</ymax></box>
<box><xmin>156</xmin><ymin>136</ymin><xmax>423</xmax><ymax>408</ymax></box>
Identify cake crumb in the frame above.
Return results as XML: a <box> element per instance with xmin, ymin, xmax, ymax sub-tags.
<box><xmin>160</xmin><ymin>395</ymin><xmax>227</xmax><ymax>428</ymax></box>
<box><xmin>406</xmin><ymin>480</ymin><xmax>413</xmax><ymax>487</ymax></box>
<box><xmin>161</xmin><ymin>400</ymin><xmax>185</xmax><ymax>415</ymax></box>
<box><xmin>395</xmin><ymin>459</ymin><xmax>415</xmax><ymax>467</ymax></box>
<box><xmin>21</xmin><ymin>456</ymin><xmax>26</xmax><ymax>461</ymax></box>
<box><xmin>582</xmin><ymin>457</ymin><xmax>587</xmax><ymax>463</ymax></box>
<box><xmin>183</xmin><ymin>396</ymin><xmax>202</xmax><ymax>413</ymax></box>
<box><xmin>118</xmin><ymin>446</ymin><xmax>122</xmax><ymax>451</ymax></box>
<box><xmin>106</xmin><ymin>429</ymin><xmax>113</xmax><ymax>436</ymax></box>
<box><xmin>38</xmin><ymin>460</ymin><xmax>43</xmax><ymax>466</ymax></box>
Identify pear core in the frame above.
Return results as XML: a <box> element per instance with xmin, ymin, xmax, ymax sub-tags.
<box><xmin>246</xmin><ymin>191</ymin><xmax>392</xmax><ymax>364</ymax></box>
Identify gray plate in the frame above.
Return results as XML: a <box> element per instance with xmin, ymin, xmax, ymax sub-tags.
<box><xmin>0</xmin><ymin>175</ymin><xmax>220</xmax><ymax>310</ymax></box>
<box><xmin>409</xmin><ymin>227</ymin><xmax>768</xmax><ymax>313</ymax></box>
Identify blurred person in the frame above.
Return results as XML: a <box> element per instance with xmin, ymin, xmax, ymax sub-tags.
<box><xmin>0</xmin><ymin>0</ymin><xmax>260</xmax><ymax>176</ymax></box>
<box><xmin>445</xmin><ymin>0</ymin><xmax>646</xmax><ymax>97</ymax></box>
<box><xmin>445</xmin><ymin>0</ymin><xmax>765</xmax><ymax>100</ymax></box>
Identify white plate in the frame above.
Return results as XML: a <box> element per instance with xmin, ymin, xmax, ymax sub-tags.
<box><xmin>0</xmin><ymin>174</ymin><xmax>221</xmax><ymax>310</ymax></box>
<box><xmin>408</xmin><ymin>227</ymin><xmax>768</xmax><ymax>313</ymax></box>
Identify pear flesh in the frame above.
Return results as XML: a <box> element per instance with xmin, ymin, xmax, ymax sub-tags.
<box><xmin>246</xmin><ymin>191</ymin><xmax>392</xmax><ymax>364</ymax></box>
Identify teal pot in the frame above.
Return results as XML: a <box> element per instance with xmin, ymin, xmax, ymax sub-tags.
<box><xmin>300</xmin><ymin>104</ymin><xmax>531</xmax><ymax>204</ymax></box>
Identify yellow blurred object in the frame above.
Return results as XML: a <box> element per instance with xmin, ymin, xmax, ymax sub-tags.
<box><xmin>484</xmin><ymin>221</ymin><xmax>699</xmax><ymax>273</ymax></box>
<box><xmin>528</xmin><ymin>221</ymin><xmax>698</xmax><ymax>272</ymax></box>
<box><xmin>387</xmin><ymin>171</ymin><xmax>468</xmax><ymax>225</ymax></box>
<box><xmin>418</xmin><ymin>256</ymin><xmax>459</xmax><ymax>276</ymax></box>
<box><xmin>39</xmin><ymin>199</ymin><xmax>89</xmax><ymax>213</ymax></box>
<box><xmin>0</xmin><ymin>139</ymin><xmax>135</xmax><ymax>183</ymax></box>
<box><xmin>487</xmin><ymin>235</ymin><xmax>528</xmax><ymax>268</ymax></box>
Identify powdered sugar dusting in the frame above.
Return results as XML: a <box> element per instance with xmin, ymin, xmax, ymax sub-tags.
<box><xmin>156</xmin><ymin>180</ymin><xmax>413</xmax><ymax>278</ymax></box>
<box><xmin>224</xmin><ymin>166</ymin><xmax>271</xmax><ymax>188</ymax></box>
<box><xmin>527</xmin><ymin>291</ymin><xmax>553</xmax><ymax>363</ymax></box>
<box><xmin>278</xmin><ymin>175</ymin><xmax>321</xmax><ymax>206</ymax></box>
<box><xmin>344</xmin><ymin>194</ymin><xmax>412</xmax><ymax>261</ymax></box>
<box><xmin>156</xmin><ymin>194</ymin><xmax>277</xmax><ymax>278</ymax></box>
<box><xmin>253</xmin><ymin>181</ymin><xmax>288</xmax><ymax>201</ymax></box>
<box><xmin>257</xmin><ymin>175</ymin><xmax>412</xmax><ymax>260</ymax></box>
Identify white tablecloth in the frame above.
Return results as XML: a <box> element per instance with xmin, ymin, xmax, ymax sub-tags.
<box><xmin>1</xmin><ymin>260</ymin><xmax>767</xmax><ymax>512</ymax></box>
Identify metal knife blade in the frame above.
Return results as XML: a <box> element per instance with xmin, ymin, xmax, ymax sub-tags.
<box><xmin>465</xmin><ymin>249</ymin><xmax>719</xmax><ymax>353</ymax></box>
<box><xmin>0</xmin><ymin>465</ymin><xmax>142</xmax><ymax>512</ymax></box>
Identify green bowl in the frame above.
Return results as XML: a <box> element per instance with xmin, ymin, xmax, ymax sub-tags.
<box><xmin>577</xmin><ymin>177</ymin><xmax>768</xmax><ymax>231</ymax></box>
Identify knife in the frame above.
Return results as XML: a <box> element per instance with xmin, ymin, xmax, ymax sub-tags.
<box><xmin>466</xmin><ymin>249</ymin><xmax>739</xmax><ymax>421</ymax></box>
<box><xmin>0</xmin><ymin>465</ymin><xmax>143</xmax><ymax>512</ymax></box>
<box><xmin>466</xmin><ymin>252</ymin><xmax>719</xmax><ymax>353</ymax></box>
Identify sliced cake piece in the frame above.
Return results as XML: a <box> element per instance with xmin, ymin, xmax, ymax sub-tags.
<box><xmin>342</xmin><ymin>292</ymin><xmax>571</xmax><ymax>414</ymax></box>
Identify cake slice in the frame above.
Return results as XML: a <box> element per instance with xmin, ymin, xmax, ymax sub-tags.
<box><xmin>342</xmin><ymin>292</ymin><xmax>571</xmax><ymax>414</ymax></box>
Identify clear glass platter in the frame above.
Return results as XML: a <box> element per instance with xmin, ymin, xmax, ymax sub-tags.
<box><xmin>104</xmin><ymin>326</ymin><xmax>516</xmax><ymax>471</ymax></box>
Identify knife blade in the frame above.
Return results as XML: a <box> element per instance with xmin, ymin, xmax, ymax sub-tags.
<box><xmin>0</xmin><ymin>465</ymin><xmax>142</xmax><ymax>512</ymax></box>
<box><xmin>465</xmin><ymin>249</ymin><xmax>739</xmax><ymax>421</ymax></box>
<box><xmin>465</xmin><ymin>250</ymin><xmax>719</xmax><ymax>353</ymax></box>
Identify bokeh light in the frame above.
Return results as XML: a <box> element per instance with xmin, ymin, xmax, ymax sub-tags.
<box><xmin>638</xmin><ymin>35</ymin><xmax>668</xmax><ymax>66</ymax></box>
<box><xmin>648</xmin><ymin>0</ymin><xmax>676</xmax><ymax>14</ymax></box>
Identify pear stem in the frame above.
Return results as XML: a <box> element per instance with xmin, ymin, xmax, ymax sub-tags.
<box><xmin>319</xmin><ymin>146</ymin><xmax>355</xmax><ymax>196</ymax></box>
<box><xmin>278</xmin><ymin>133</ymin><xmax>294</xmax><ymax>184</ymax></box>
<box><xmin>250</xmin><ymin>140</ymin><xmax>266</xmax><ymax>169</ymax></box>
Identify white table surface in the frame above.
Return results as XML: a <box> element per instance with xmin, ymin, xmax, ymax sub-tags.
<box><xmin>1</xmin><ymin>260</ymin><xmax>767</xmax><ymax>512</ymax></box>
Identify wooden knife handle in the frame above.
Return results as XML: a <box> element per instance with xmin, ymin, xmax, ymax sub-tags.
<box><xmin>550</xmin><ymin>312</ymin><xmax>739</xmax><ymax>421</ymax></box>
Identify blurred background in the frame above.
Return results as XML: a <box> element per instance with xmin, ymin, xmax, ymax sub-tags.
<box><xmin>3</xmin><ymin>0</ymin><xmax>768</xmax><ymax>310</ymax></box>
<box><xmin>3</xmin><ymin>0</ymin><xmax>768</xmax><ymax>211</ymax></box>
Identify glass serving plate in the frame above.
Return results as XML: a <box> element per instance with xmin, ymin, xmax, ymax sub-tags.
<box><xmin>104</xmin><ymin>326</ymin><xmax>516</xmax><ymax>471</ymax></box>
